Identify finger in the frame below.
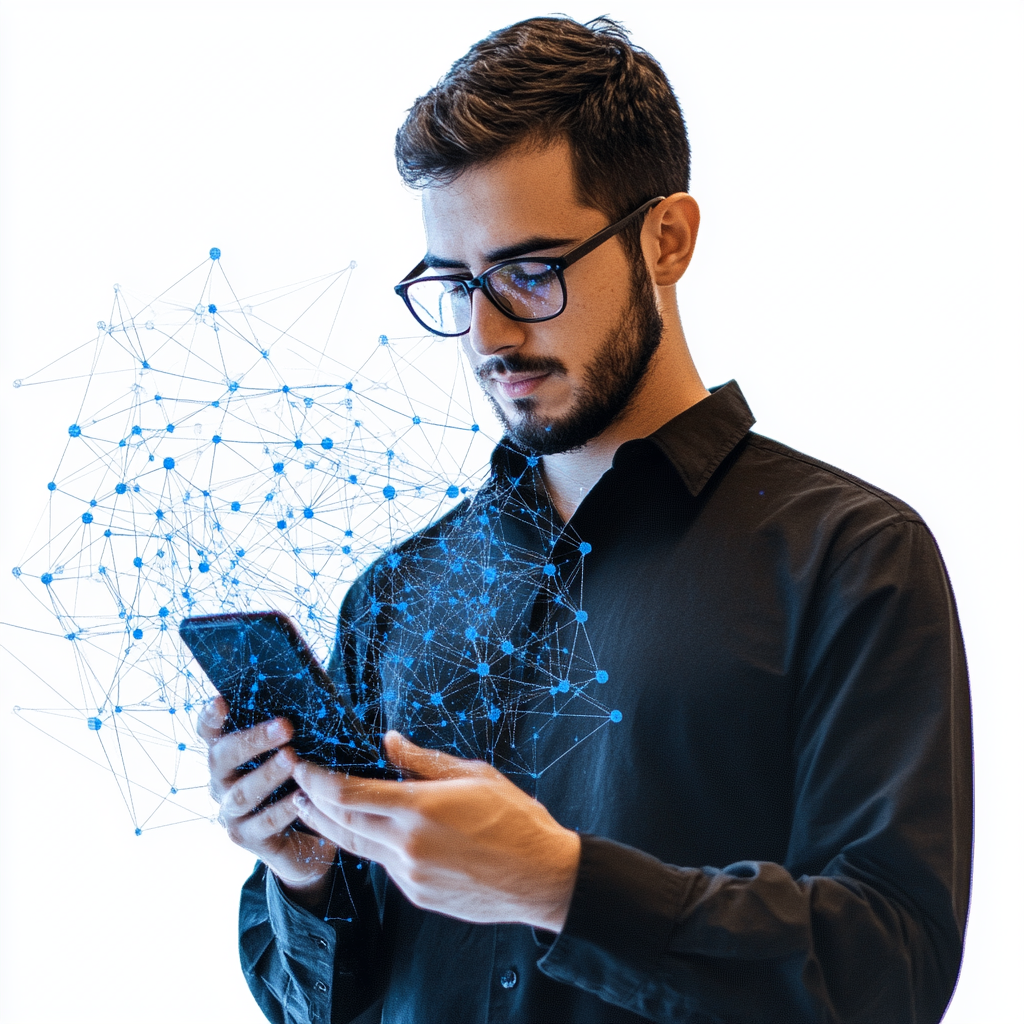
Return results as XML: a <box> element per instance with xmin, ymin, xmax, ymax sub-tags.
<box><xmin>197</xmin><ymin>697</ymin><xmax>229</xmax><ymax>744</ymax></box>
<box><xmin>293</xmin><ymin>759</ymin><xmax>419</xmax><ymax>814</ymax></box>
<box><xmin>294</xmin><ymin>791</ymin><xmax>395</xmax><ymax>864</ymax></box>
<box><xmin>383</xmin><ymin>731</ymin><xmax>488</xmax><ymax>780</ymax></box>
<box><xmin>225</xmin><ymin>788</ymin><xmax>306</xmax><ymax>846</ymax></box>
<box><xmin>209</xmin><ymin>717</ymin><xmax>294</xmax><ymax>780</ymax></box>
<box><xmin>219</xmin><ymin>747</ymin><xmax>298</xmax><ymax>819</ymax></box>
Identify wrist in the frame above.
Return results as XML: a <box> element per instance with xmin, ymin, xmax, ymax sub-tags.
<box><xmin>532</xmin><ymin>827</ymin><xmax>581</xmax><ymax>933</ymax></box>
<box><xmin>274</xmin><ymin>861</ymin><xmax>334</xmax><ymax>915</ymax></box>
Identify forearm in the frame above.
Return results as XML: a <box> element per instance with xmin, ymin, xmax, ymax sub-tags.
<box><xmin>537</xmin><ymin>835</ymin><xmax>962</xmax><ymax>1024</ymax></box>
<box><xmin>240</xmin><ymin>859</ymin><xmax>384</xmax><ymax>1024</ymax></box>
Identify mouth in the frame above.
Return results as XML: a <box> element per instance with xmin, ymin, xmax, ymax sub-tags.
<box><xmin>491</xmin><ymin>372</ymin><xmax>551</xmax><ymax>401</ymax></box>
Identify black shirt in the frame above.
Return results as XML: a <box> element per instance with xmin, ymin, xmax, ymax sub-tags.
<box><xmin>239</xmin><ymin>381</ymin><xmax>972</xmax><ymax>1024</ymax></box>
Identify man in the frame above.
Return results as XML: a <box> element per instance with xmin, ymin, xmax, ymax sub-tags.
<box><xmin>199</xmin><ymin>16</ymin><xmax>971</xmax><ymax>1023</ymax></box>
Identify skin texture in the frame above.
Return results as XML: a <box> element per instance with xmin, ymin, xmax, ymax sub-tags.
<box><xmin>201</xmin><ymin>140</ymin><xmax>708</xmax><ymax>927</ymax></box>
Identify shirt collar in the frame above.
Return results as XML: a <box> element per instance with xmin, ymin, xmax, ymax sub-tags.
<box><xmin>489</xmin><ymin>380</ymin><xmax>755</xmax><ymax>498</ymax></box>
<box><xmin>632</xmin><ymin>379</ymin><xmax>756</xmax><ymax>497</ymax></box>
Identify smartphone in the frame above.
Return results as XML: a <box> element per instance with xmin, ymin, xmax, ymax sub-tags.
<box><xmin>179</xmin><ymin>610</ymin><xmax>397</xmax><ymax>779</ymax></box>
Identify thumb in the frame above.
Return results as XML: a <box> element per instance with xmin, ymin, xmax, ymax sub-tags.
<box><xmin>383</xmin><ymin>731</ymin><xmax>487</xmax><ymax>780</ymax></box>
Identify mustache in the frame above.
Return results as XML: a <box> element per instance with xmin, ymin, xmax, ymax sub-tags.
<box><xmin>474</xmin><ymin>353</ymin><xmax>567</xmax><ymax>383</ymax></box>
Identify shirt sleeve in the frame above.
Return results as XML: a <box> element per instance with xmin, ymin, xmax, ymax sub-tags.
<box><xmin>239</xmin><ymin>857</ymin><xmax>385</xmax><ymax>1024</ymax></box>
<box><xmin>537</xmin><ymin>519</ymin><xmax>973</xmax><ymax>1024</ymax></box>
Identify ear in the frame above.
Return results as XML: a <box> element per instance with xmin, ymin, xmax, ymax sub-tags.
<box><xmin>644</xmin><ymin>193</ymin><xmax>700</xmax><ymax>287</ymax></box>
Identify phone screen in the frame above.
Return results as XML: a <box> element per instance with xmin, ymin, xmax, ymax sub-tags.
<box><xmin>179</xmin><ymin>611</ymin><xmax>395</xmax><ymax>778</ymax></box>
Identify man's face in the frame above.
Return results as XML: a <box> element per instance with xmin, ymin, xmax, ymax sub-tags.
<box><xmin>421</xmin><ymin>142</ymin><xmax>662</xmax><ymax>455</ymax></box>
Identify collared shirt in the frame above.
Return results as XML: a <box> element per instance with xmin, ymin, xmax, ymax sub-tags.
<box><xmin>239</xmin><ymin>381</ymin><xmax>972</xmax><ymax>1024</ymax></box>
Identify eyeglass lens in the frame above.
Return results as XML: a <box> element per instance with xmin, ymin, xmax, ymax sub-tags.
<box><xmin>405</xmin><ymin>260</ymin><xmax>565</xmax><ymax>336</ymax></box>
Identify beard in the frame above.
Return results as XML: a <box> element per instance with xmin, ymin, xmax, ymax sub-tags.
<box><xmin>475</xmin><ymin>267</ymin><xmax>664</xmax><ymax>457</ymax></box>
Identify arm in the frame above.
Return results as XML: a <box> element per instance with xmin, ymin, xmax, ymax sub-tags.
<box><xmin>537</xmin><ymin>520</ymin><xmax>972</xmax><ymax>1023</ymax></box>
<box><xmin>239</xmin><ymin>856</ymin><xmax>385</xmax><ymax>1024</ymax></box>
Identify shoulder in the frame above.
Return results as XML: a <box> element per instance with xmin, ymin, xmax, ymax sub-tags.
<box><xmin>695</xmin><ymin>430</ymin><xmax>948</xmax><ymax>588</ymax></box>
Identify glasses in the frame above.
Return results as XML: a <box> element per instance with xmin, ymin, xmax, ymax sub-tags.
<box><xmin>394</xmin><ymin>197</ymin><xmax>665</xmax><ymax>337</ymax></box>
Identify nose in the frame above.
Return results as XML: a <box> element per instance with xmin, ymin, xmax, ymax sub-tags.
<box><xmin>464</xmin><ymin>287</ymin><xmax>526</xmax><ymax>358</ymax></box>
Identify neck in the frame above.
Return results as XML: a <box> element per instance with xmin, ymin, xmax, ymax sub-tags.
<box><xmin>541</xmin><ymin>298</ymin><xmax>708</xmax><ymax>523</ymax></box>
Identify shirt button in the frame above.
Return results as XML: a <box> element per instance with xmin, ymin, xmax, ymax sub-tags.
<box><xmin>315</xmin><ymin>937</ymin><xmax>329</xmax><ymax>950</ymax></box>
<box><xmin>314</xmin><ymin>981</ymin><xmax>328</xmax><ymax>994</ymax></box>
<box><xmin>499</xmin><ymin>968</ymin><xmax>518</xmax><ymax>989</ymax></box>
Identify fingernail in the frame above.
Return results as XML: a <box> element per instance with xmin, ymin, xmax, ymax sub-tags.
<box><xmin>294</xmin><ymin>790</ymin><xmax>307</xmax><ymax>808</ymax></box>
<box><xmin>268</xmin><ymin>719</ymin><xmax>288</xmax><ymax>742</ymax></box>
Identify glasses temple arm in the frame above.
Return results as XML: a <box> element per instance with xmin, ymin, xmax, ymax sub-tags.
<box><xmin>557</xmin><ymin>197</ymin><xmax>666</xmax><ymax>269</ymax></box>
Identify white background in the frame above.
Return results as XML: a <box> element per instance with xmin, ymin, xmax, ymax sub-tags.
<box><xmin>1</xmin><ymin>2</ymin><xmax>1021</xmax><ymax>1021</ymax></box>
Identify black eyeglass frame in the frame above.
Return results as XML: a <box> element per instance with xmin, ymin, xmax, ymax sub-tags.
<box><xmin>393</xmin><ymin>196</ymin><xmax>666</xmax><ymax>337</ymax></box>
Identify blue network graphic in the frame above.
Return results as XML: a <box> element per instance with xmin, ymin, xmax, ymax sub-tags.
<box><xmin>6</xmin><ymin>249</ymin><xmax>615</xmax><ymax>834</ymax></box>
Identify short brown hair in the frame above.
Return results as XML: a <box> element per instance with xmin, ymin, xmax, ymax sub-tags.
<box><xmin>395</xmin><ymin>16</ymin><xmax>691</xmax><ymax>258</ymax></box>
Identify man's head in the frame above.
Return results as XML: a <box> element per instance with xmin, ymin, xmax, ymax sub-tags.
<box><xmin>395</xmin><ymin>17</ymin><xmax>698</xmax><ymax>456</ymax></box>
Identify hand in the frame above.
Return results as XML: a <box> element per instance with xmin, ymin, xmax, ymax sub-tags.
<box><xmin>197</xmin><ymin>698</ymin><xmax>338</xmax><ymax>909</ymax></box>
<box><xmin>291</xmin><ymin>732</ymin><xmax>581</xmax><ymax>932</ymax></box>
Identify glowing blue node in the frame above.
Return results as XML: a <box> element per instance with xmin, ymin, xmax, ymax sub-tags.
<box><xmin>227</xmin><ymin>381</ymin><xmax>239</xmax><ymax>393</ymax></box>
<box><xmin>550</xmin><ymin>685</ymin><xmax>559</xmax><ymax>696</ymax></box>
<box><xmin>383</xmin><ymin>485</ymin><xmax>396</xmax><ymax>500</ymax></box>
<box><xmin>90</xmin><ymin>498</ymin><xmax>97</xmax><ymax>507</ymax></box>
<box><xmin>471</xmin><ymin>424</ymin><xmax>480</xmax><ymax>432</ymax></box>
<box><xmin>294</xmin><ymin>439</ymin><xmax>303</xmax><ymax>449</ymax></box>
<box><xmin>303</xmin><ymin>507</ymin><xmax>314</xmax><ymax>519</ymax></box>
<box><xmin>158</xmin><ymin>607</ymin><xmax>169</xmax><ymax>617</ymax></box>
<box><xmin>430</xmin><ymin>693</ymin><xmax>443</xmax><ymax>705</ymax></box>
<box><xmin>68</xmin><ymin>424</ymin><xmax>81</xmax><ymax>437</ymax></box>
<box><xmin>209</xmin><ymin>247</ymin><xmax>221</xmax><ymax>260</ymax></box>
<box><xmin>103</xmin><ymin>530</ymin><xmax>112</xmax><ymax>537</ymax></box>
<box><xmin>81</xmin><ymin>512</ymin><xmax>93</xmax><ymax>524</ymax></box>
<box><xmin>155</xmin><ymin>509</ymin><xmax>164</xmax><ymax>520</ymax></box>
<box><xmin>477</xmin><ymin>663</ymin><xmax>490</xmax><ymax>677</ymax></box>
<box><xmin>132</xmin><ymin>628</ymin><xmax>143</xmax><ymax>639</ymax></box>
<box><xmin>87</xmin><ymin>717</ymin><xmax>102</xmax><ymax>730</ymax></box>
<box><xmin>177</xmin><ymin>742</ymin><xmax>186</xmax><ymax>751</ymax></box>
<box><xmin>265</xmin><ymin>493</ymin><xmax>274</xmax><ymax>502</ymax></box>
<box><xmin>341</xmin><ymin>545</ymin><xmax>351</xmax><ymax>555</ymax></box>
<box><xmin>131</xmin><ymin>425</ymin><xmax>142</xmax><ymax>436</ymax></box>
<box><xmin>135</xmin><ymin>828</ymin><xmax>142</xmax><ymax>836</ymax></box>
<box><xmin>319</xmin><ymin>437</ymin><xmax>333</xmax><ymax>450</ymax></box>
<box><xmin>575</xmin><ymin>610</ymin><xmax>588</xmax><ymax>623</ymax></box>
<box><xmin>115</xmin><ymin>483</ymin><xmax>127</xmax><ymax>494</ymax></box>
<box><xmin>376</xmin><ymin>758</ymin><xmax>386</xmax><ymax>769</ymax></box>
<box><xmin>141</xmin><ymin>360</ymin><xmax>150</xmax><ymax>369</ymax></box>
<box><xmin>207</xmin><ymin>303</ymin><xmax>217</xmax><ymax>314</ymax></box>
<box><xmin>230</xmin><ymin>501</ymin><xmax>241</xmax><ymax>511</ymax></box>
<box><xmin>212</xmin><ymin>435</ymin><xmax>221</xmax><ymax>444</ymax></box>
<box><xmin>145</xmin><ymin>321</ymin><xmax>154</xmax><ymax>330</ymax></box>
<box><xmin>558</xmin><ymin>679</ymin><xmax>570</xmax><ymax>692</ymax></box>
<box><xmin>273</xmin><ymin>462</ymin><xmax>284</xmax><ymax>474</ymax></box>
<box><xmin>114</xmin><ymin>706</ymin><xmax>122</xmax><ymax>713</ymax></box>
<box><xmin>133</xmin><ymin>557</ymin><xmax>143</xmax><ymax>568</ymax></box>
<box><xmin>579</xmin><ymin>541</ymin><xmax>592</xmax><ymax>555</ymax></box>
<box><xmin>198</xmin><ymin>562</ymin><xmax>209</xmax><ymax>573</ymax></box>
<box><xmin>446</xmin><ymin>485</ymin><xmax>460</xmax><ymax>499</ymax></box>
<box><xmin>65</xmin><ymin>633</ymin><xmax>75</xmax><ymax>640</ymax></box>
<box><xmin>610</xmin><ymin>710</ymin><xmax>623</xmax><ymax>723</ymax></box>
<box><xmin>47</xmin><ymin>482</ymin><xmax>56</xmax><ymax>491</ymax></box>
<box><xmin>378</xmin><ymin>335</ymin><xmax>388</xmax><ymax>346</ymax></box>
<box><xmin>501</xmin><ymin>640</ymin><xmax>514</xmax><ymax>655</ymax></box>
<box><xmin>277</xmin><ymin>520</ymin><xmax>286</xmax><ymax>530</ymax></box>
<box><xmin>596</xmin><ymin>669</ymin><xmax>609</xmax><ymax>684</ymax></box>
<box><xmin>12</xmin><ymin>567</ymin><xmax>22</xmax><ymax>578</ymax></box>
<box><xmin>412</xmin><ymin>415</ymin><xmax>421</xmax><ymax>424</ymax></box>
<box><xmin>210</xmin><ymin>400</ymin><xmax>219</xmax><ymax>408</ymax></box>
<box><xmin>543</xmin><ymin>563</ymin><xmax>556</xmax><ymax>576</ymax></box>
<box><xmin>349</xmin><ymin>474</ymin><xmax>358</xmax><ymax>484</ymax></box>
<box><xmin>96</xmin><ymin>322</ymin><xmax>106</xmax><ymax>331</ymax></box>
<box><xmin>163</xmin><ymin>457</ymin><xmax>175</xmax><ymax>470</ymax></box>
<box><xmin>165</xmin><ymin>423</ymin><xmax>173</xmax><ymax>432</ymax></box>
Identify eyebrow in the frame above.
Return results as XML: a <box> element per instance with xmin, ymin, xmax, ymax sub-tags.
<box><xmin>422</xmin><ymin>234</ymin><xmax>579</xmax><ymax>271</ymax></box>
